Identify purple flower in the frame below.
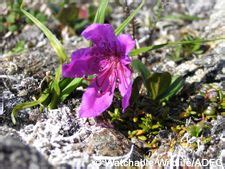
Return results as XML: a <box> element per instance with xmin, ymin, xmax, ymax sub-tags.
<box><xmin>62</xmin><ymin>24</ymin><xmax>135</xmax><ymax>117</ymax></box>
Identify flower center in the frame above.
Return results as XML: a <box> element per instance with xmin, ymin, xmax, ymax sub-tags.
<box><xmin>96</xmin><ymin>58</ymin><xmax>119</xmax><ymax>96</ymax></box>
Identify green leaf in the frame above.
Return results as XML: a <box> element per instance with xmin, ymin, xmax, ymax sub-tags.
<box><xmin>11</xmin><ymin>101</ymin><xmax>39</xmax><ymax>124</ymax></box>
<box><xmin>163</xmin><ymin>14</ymin><xmax>203</xmax><ymax>22</ymax></box>
<box><xmin>138</xmin><ymin>135</ymin><xmax>147</xmax><ymax>141</ymax></box>
<box><xmin>157</xmin><ymin>76</ymin><xmax>184</xmax><ymax>101</ymax></box>
<box><xmin>11</xmin><ymin>92</ymin><xmax>50</xmax><ymax>124</ymax></box>
<box><xmin>0</xmin><ymin>22</ymin><xmax>5</xmax><ymax>33</ymax></box>
<box><xmin>35</xmin><ymin>12</ymin><xmax>47</xmax><ymax>24</ymax></box>
<box><xmin>187</xmin><ymin>123</ymin><xmax>203</xmax><ymax>137</ymax></box>
<box><xmin>20</xmin><ymin>2</ymin><xmax>67</xmax><ymax>63</ymax></box>
<box><xmin>48</xmin><ymin>91</ymin><xmax>59</xmax><ymax>109</ymax></box>
<box><xmin>6</xmin><ymin>13</ymin><xmax>16</xmax><ymax>23</ymax></box>
<box><xmin>8</xmin><ymin>25</ymin><xmax>18</xmax><ymax>32</ymax></box>
<box><xmin>60</xmin><ymin>78</ymin><xmax>83</xmax><ymax>102</ymax></box>
<box><xmin>53</xmin><ymin>65</ymin><xmax>62</xmax><ymax>96</ymax></box>
<box><xmin>48</xmin><ymin>66</ymin><xmax>62</xmax><ymax>109</ymax></box>
<box><xmin>130</xmin><ymin>43</ymin><xmax>167</xmax><ymax>56</ymax></box>
<box><xmin>130</xmin><ymin>37</ymin><xmax>225</xmax><ymax>56</ymax></box>
<box><xmin>94</xmin><ymin>0</ymin><xmax>109</xmax><ymax>23</ymax></box>
<box><xmin>115</xmin><ymin>0</ymin><xmax>145</xmax><ymax>35</ymax></box>
<box><xmin>132</xmin><ymin>59</ymin><xmax>150</xmax><ymax>83</ymax></box>
<box><xmin>59</xmin><ymin>78</ymin><xmax>73</xmax><ymax>89</ymax></box>
<box><xmin>4</xmin><ymin>40</ymin><xmax>26</xmax><ymax>57</ymax></box>
<box><xmin>168</xmin><ymin>45</ymin><xmax>183</xmax><ymax>62</ymax></box>
<box><xmin>131</xmin><ymin>76</ymin><xmax>143</xmax><ymax>104</ymax></box>
<box><xmin>12</xmin><ymin>40</ymin><xmax>25</xmax><ymax>53</ymax></box>
<box><xmin>147</xmin><ymin>72</ymin><xmax>172</xmax><ymax>100</ymax></box>
<box><xmin>7</xmin><ymin>40</ymin><xmax>25</xmax><ymax>55</ymax></box>
<box><xmin>168</xmin><ymin>35</ymin><xmax>205</xmax><ymax>62</ymax></box>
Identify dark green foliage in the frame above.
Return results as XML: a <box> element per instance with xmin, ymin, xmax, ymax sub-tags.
<box><xmin>131</xmin><ymin>60</ymin><xmax>150</xmax><ymax>83</ymax></box>
<box><xmin>157</xmin><ymin>76</ymin><xmax>184</xmax><ymax>101</ymax></box>
<box><xmin>132</xmin><ymin>59</ymin><xmax>184</xmax><ymax>102</ymax></box>
<box><xmin>146</xmin><ymin>72</ymin><xmax>172</xmax><ymax>100</ymax></box>
<box><xmin>130</xmin><ymin>76</ymin><xmax>143</xmax><ymax>104</ymax></box>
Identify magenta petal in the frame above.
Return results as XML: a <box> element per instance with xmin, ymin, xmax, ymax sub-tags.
<box><xmin>117</xmin><ymin>63</ymin><xmax>132</xmax><ymax>111</ymax></box>
<box><xmin>117</xmin><ymin>63</ymin><xmax>132</xmax><ymax>96</ymax></box>
<box><xmin>79</xmin><ymin>81</ymin><xmax>115</xmax><ymax>118</ymax></box>
<box><xmin>82</xmin><ymin>24</ymin><xmax>116</xmax><ymax>44</ymax></box>
<box><xmin>62</xmin><ymin>48</ymin><xmax>99</xmax><ymax>78</ymax></box>
<box><xmin>117</xmin><ymin>34</ymin><xmax>135</xmax><ymax>55</ymax></box>
<box><xmin>79</xmin><ymin>67</ymin><xmax>116</xmax><ymax>117</ymax></box>
<box><xmin>81</xmin><ymin>24</ymin><xmax>120</xmax><ymax>55</ymax></box>
<box><xmin>122</xmin><ymin>82</ymin><xmax>132</xmax><ymax>111</ymax></box>
<box><xmin>120</xmin><ymin>55</ymin><xmax>132</xmax><ymax>65</ymax></box>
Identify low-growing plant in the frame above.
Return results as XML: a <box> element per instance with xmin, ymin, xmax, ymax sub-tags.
<box><xmin>0</xmin><ymin>0</ymin><xmax>47</xmax><ymax>35</ymax></box>
<box><xmin>12</xmin><ymin>0</ymin><xmax>145</xmax><ymax>123</ymax></box>
<box><xmin>187</xmin><ymin>121</ymin><xmax>211</xmax><ymax>138</ymax></box>
<box><xmin>187</xmin><ymin>123</ymin><xmax>203</xmax><ymax>137</ymax></box>
<box><xmin>132</xmin><ymin>59</ymin><xmax>184</xmax><ymax>102</ymax></box>
<box><xmin>4</xmin><ymin>40</ymin><xmax>26</xmax><ymax>56</ymax></box>
<box><xmin>11</xmin><ymin>0</ymin><xmax>225</xmax><ymax>128</ymax></box>
<box><xmin>128</xmin><ymin>114</ymin><xmax>162</xmax><ymax>141</ymax></box>
<box><xmin>168</xmin><ymin>34</ymin><xmax>209</xmax><ymax>62</ymax></box>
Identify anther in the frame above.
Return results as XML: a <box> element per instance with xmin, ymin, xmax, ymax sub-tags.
<box><xmin>98</xmin><ymin>89</ymin><xmax>103</xmax><ymax>94</ymax></box>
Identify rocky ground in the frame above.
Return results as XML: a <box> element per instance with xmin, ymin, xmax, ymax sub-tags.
<box><xmin>0</xmin><ymin>0</ymin><xmax>225</xmax><ymax>168</ymax></box>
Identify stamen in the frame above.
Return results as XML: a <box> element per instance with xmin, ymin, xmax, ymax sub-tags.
<box><xmin>98</xmin><ymin>89</ymin><xmax>103</xmax><ymax>94</ymax></box>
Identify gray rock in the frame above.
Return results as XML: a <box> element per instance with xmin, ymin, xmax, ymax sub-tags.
<box><xmin>19</xmin><ymin>106</ymin><xmax>142</xmax><ymax>168</ymax></box>
<box><xmin>0</xmin><ymin>126</ymin><xmax>21</xmax><ymax>140</ymax></box>
<box><xmin>186</xmin><ymin>0</ymin><xmax>216</xmax><ymax>17</ymax></box>
<box><xmin>0</xmin><ymin>136</ymin><xmax>52</xmax><ymax>169</ymax></box>
<box><xmin>152</xmin><ymin>0</ymin><xmax>225</xmax><ymax>84</ymax></box>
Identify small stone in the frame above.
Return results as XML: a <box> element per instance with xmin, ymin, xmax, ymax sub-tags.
<box><xmin>85</xmin><ymin>128</ymin><xmax>143</xmax><ymax>160</ymax></box>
